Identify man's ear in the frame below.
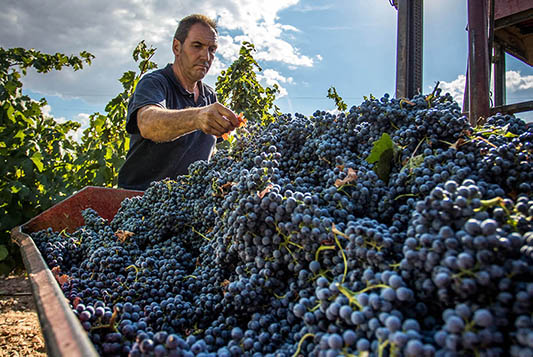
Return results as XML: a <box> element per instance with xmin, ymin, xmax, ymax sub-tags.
<box><xmin>172</xmin><ymin>38</ymin><xmax>181</xmax><ymax>56</ymax></box>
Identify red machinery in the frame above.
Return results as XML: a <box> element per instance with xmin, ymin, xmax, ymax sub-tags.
<box><xmin>492</xmin><ymin>1</ymin><xmax>533</xmax><ymax>108</ymax></box>
<box><xmin>393</xmin><ymin>0</ymin><xmax>533</xmax><ymax>125</ymax></box>
<box><xmin>11</xmin><ymin>186</ymin><xmax>143</xmax><ymax>356</ymax></box>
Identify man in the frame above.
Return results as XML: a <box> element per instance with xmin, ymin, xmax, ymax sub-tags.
<box><xmin>118</xmin><ymin>14</ymin><xmax>240</xmax><ymax>190</ymax></box>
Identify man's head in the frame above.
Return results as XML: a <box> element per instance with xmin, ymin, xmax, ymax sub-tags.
<box><xmin>174</xmin><ymin>14</ymin><xmax>217</xmax><ymax>44</ymax></box>
<box><xmin>172</xmin><ymin>14</ymin><xmax>218</xmax><ymax>86</ymax></box>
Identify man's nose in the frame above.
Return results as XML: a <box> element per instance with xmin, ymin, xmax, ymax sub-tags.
<box><xmin>200</xmin><ymin>47</ymin><xmax>211</xmax><ymax>61</ymax></box>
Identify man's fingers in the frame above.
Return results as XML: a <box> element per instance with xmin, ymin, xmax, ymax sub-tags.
<box><xmin>226</xmin><ymin>115</ymin><xmax>240</xmax><ymax>128</ymax></box>
<box><xmin>198</xmin><ymin>103</ymin><xmax>239</xmax><ymax>136</ymax></box>
<box><xmin>207</xmin><ymin>119</ymin><xmax>229</xmax><ymax>136</ymax></box>
<box><xmin>214</xmin><ymin>115</ymin><xmax>234</xmax><ymax>133</ymax></box>
<box><xmin>215</xmin><ymin>104</ymin><xmax>239</xmax><ymax>127</ymax></box>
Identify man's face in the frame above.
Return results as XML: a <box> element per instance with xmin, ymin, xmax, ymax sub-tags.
<box><xmin>174</xmin><ymin>23</ymin><xmax>218</xmax><ymax>82</ymax></box>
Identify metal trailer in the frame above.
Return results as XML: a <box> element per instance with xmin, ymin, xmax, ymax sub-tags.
<box><xmin>8</xmin><ymin>2</ymin><xmax>533</xmax><ymax>356</ymax></box>
<box><xmin>10</xmin><ymin>186</ymin><xmax>144</xmax><ymax>357</ymax></box>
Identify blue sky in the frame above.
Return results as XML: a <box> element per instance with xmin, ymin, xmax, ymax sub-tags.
<box><xmin>3</xmin><ymin>0</ymin><xmax>532</xmax><ymax>133</ymax></box>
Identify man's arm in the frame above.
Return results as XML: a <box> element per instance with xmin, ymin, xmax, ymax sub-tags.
<box><xmin>137</xmin><ymin>102</ymin><xmax>240</xmax><ymax>143</ymax></box>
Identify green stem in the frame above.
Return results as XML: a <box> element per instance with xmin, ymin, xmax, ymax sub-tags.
<box><xmin>292</xmin><ymin>333</ymin><xmax>315</xmax><ymax>357</ymax></box>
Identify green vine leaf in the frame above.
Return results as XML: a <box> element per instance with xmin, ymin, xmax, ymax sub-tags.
<box><xmin>0</xmin><ymin>245</ymin><xmax>8</xmax><ymax>261</ymax></box>
<box><xmin>367</xmin><ymin>133</ymin><xmax>393</xmax><ymax>164</ymax></box>
<box><xmin>366</xmin><ymin>133</ymin><xmax>398</xmax><ymax>182</ymax></box>
<box><xmin>375</xmin><ymin>148</ymin><xmax>393</xmax><ymax>182</ymax></box>
<box><xmin>30</xmin><ymin>152</ymin><xmax>44</xmax><ymax>172</ymax></box>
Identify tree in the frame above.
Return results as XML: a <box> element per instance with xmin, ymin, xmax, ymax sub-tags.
<box><xmin>0</xmin><ymin>40</ymin><xmax>278</xmax><ymax>274</ymax></box>
<box><xmin>0</xmin><ymin>42</ymin><xmax>156</xmax><ymax>275</ymax></box>
<box><xmin>0</xmin><ymin>47</ymin><xmax>93</xmax><ymax>274</ymax></box>
<box><xmin>216</xmin><ymin>42</ymin><xmax>280</xmax><ymax>126</ymax></box>
<box><xmin>70</xmin><ymin>41</ymin><xmax>157</xmax><ymax>188</ymax></box>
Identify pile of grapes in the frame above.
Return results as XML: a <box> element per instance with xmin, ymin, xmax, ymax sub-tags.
<box><xmin>33</xmin><ymin>92</ymin><xmax>533</xmax><ymax>357</ymax></box>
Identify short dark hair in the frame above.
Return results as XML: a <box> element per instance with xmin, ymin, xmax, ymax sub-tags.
<box><xmin>174</xmin><ymin>14</ymin><xmax>217</xmax><ymax>43</ymax></box>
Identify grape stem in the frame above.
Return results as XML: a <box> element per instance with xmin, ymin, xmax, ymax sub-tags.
<box><xmin>315</xmin><ymin>245</ymin><xmax>335</xmax><ymax>262</ymax></box>
<box><xmin>186</xmin><ymin>224</ymin><xmax>212</xmax><ymax>242</ymax></box>
<box><xmin>292</xmin><ymin>333</ymin><xmax>315</xmax><ymax>357</ymax></box>
<box><xmin>331</xmin><ymin>224</ymin><xmax>348</xmax><ymax>283</ymax></box>
<box><xmin>336</xmin><ymin>283</ymin><xmax>392</xmax><ymax>311</ymax></box>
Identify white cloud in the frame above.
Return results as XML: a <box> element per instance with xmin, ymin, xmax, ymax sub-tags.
<box><xmin>42</xmin><ymin>104</ymin><xmax>69</xmax><ymax>126</ymax></box>
<box><xmin>281</xmin><ymin>24</ymin><xmax>300</xmax><ymax>33</ymax></box>
<box><xmin>255</xmin><ymin>29</ymin><xmax>314</xmax><ymax>66</ymax></box>
<box><xmin>439</xmin><ymin>74</ymin><xmax>466</xmax><ymax>107</ymax></box>
<box><xmin>438</xmin><ymin>71</ymin><xmax>533</xmax><ymax>122</ymax></box>
<box><xmin>41</xmin><ymin>103</ymin><xmax>90</xmax><ymax>142</ymax></box>
<box><xmin>289</xmin><ymin>3</ymin><xmax>333</xmax><ymax>12</ymax></box>
<box><xmin>506</xmin><ymin>70</ymin><xmax>533</xmax><ymax>92</ymax></box>
<box><xmin>258</xmin><ymin>69</ymin><xmax>294</xmax><ymax>97</ymax></box>
<box><xmin>326</xmin><ymin>108</ymin><xmax>343</xmax><ymax>116</ymax></box>
<box><xmin>70</xmin><ymin>113</ymin><xmax>91</xmax><ymax>142</ymax></box>
<box><xmin>227</xmin><ymin>22</ymin><xmax>314</xmax><ymax>67</ymax></box>
<box><xmin>216</xmin><ymin>35</ymin><xmax>242</xmax><ymax>62</ymax></box>
<box><xmin>41</xmin><ymin>104</ymin><xmax>53</xmax><ymax>117</ymax></box>
<box><xmin>263</xmin><ymin>69</ymin><xmax>294</xmax><ymax>84</ymax></box>
<box><xmin>0</xmin><ymin>0</ymin><xmax>313</xmax><ymax>104</ymax></box>
<box><xmin>205</xmin><ymin>57</ymin><xmax>227</xmax><ymax>82</ymax></box>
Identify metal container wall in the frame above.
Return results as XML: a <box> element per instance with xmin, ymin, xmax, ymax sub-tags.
<box><xmin>11</xmin><ymin>186</ymin><xmax>144</xmax><ymax>357</ymax></box>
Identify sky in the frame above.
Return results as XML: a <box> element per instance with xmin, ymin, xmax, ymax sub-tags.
<box><xmin>1</xmin><ymin>0</ymin><xmax>532</xmax><ymax>137</ymax></box>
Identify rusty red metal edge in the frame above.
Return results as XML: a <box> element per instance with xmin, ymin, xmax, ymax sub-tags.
<box><xmin>494</xmin><ymin>0</ymin><xmax>533</xmax><ymax>20</ymax></box>
<box><xmin>23</xmin><ymin>186</ymin><xmax>144</xmax><ymax>233</ymax></box>
<box><xmin>12</xmin><ymin>226</ymin><xmax>99</xmax><ymax>357</ymax></box>
<box><xmin>10</xmin><ymin>186</ymin><xmax>144</xmax><ymax>356</ymax></box>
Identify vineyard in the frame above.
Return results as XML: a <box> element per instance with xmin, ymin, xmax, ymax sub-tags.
<box><xmin>31</xmin><ymin>88</ymin><xmax>533</xmax><ymax>356</ymax></box>
<box><xmin>0</xmin><ymin>41</ymin><xmax>275</xmax><ymax>274</ymax></box>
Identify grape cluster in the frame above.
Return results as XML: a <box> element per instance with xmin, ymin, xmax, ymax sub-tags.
<box><xmin>32</xmin><ymin>91</ymin><xmax>532</xmax><ymax>356</ymax></box>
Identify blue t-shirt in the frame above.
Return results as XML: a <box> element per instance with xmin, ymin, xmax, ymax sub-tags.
<box><xmin>118</xmin><ymin>64</ymin><xmax>217</xmax><ymax>190</ymax></box>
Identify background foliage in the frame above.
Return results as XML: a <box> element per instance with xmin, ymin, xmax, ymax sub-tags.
<box><xmin>327</xmin><ymin>86</ymin><xmax>347</xmax><ymax>112</ymax></box>
<box><xmin>0</xmin><ymin>48</ymin><xmax>93</xmax><ymax>274</ymax></box>
<box><xmin>0</xmin><ymin>40</ymin><xmax>280</xmax><ymax>274</ymax></box>
<box><xmin>216</xmin><ymin>41</ymin><xmax>280</xmax><ymax>126</ymax></box>
<box><xmin>70</xmin><ymin>41</ymin><xmax>157</xmax><ymax>189</ymax></box>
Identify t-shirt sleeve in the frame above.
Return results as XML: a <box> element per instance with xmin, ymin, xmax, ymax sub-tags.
<box><xmin>125</xmin><ymin>75</ymin><xmax>167</xmax><ymax>134</ymax></box>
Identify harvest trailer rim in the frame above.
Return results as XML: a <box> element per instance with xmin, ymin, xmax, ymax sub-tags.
<box><xmin>11</xmin><ymin>186</ymin><xmax>143</xmax><ymax>357</ymax></box>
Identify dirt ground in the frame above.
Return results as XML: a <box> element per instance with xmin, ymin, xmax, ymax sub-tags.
<box><xmin>0</xmin><ymin>273</ymin><xmax>46</xmax><ymax>357</ymax></box>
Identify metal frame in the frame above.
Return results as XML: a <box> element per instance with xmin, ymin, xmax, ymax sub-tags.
<box><xmin>494</xmin><ymin>7</ymin><xmax>533</xmax><ymax>65</ymax></box>
<box><xmin>395</xmin><ymin>0</ymin><xmax>423</xmax><ymax>99</ymax></box>
<box><xmin>494</xmin><ymin>42</ymin><xmax>506</xmax><ymax>106</ymax></box>
<box><xmin>467</xmin><ymin>0</ymin><xmax>491</xmax><ymax>125</ymax></box>
<box><xmin>467</xmin><ymin>0</ymin><xmax>533</xmax><ymax>123</ymax></box>
<box><xmin>394</xmin><ymin>0</ymin><xmax>533</xmax><ymax>124</ymax></box>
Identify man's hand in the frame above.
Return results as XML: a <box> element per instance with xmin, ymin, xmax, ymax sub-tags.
<box><xmin>136</xmin><ymin>103</ymin><xmax>240</xmax><ymax>143</ymax></box>
<box><xmin>197</xmin><ymin>103</ymin><xmax>240</xmax><ymax>137</ymax></box>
